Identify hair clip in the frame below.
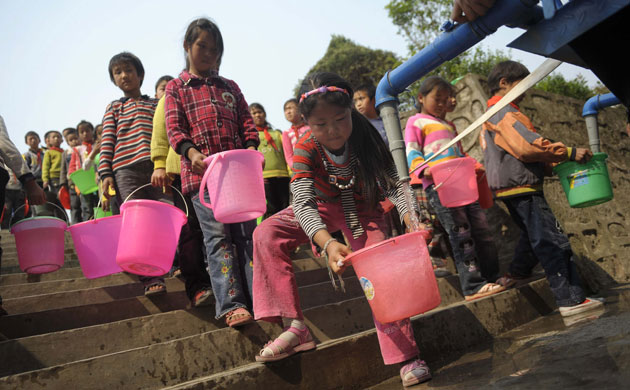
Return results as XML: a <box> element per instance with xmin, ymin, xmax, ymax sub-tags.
<box><xmin>299</xmin><ymin>86</ymin><xmax>349</xmax><ymax>103</ymax></box>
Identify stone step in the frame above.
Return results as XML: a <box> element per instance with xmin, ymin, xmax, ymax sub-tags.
<box><xmin>1</xmin><ymin>277</ymin><xmax>186</xmax><ymax>316</ymax></box>
<box><xmin>0</xmin><ymin>260</ymin><xmax>81</xmax><ymax>276</ymax></box>
<box><xmin>0</xmin><ymin>274</ymin><xmax>532</xmax><ymax>379</ymax></box>
<box><xmin>0</xmin><ymin>273</ymin><xmax>144</xmax><ymax>299</ymax></box>
<box><xmin>0</xmin><ymin>267</ymin><xmax>85</xmax><ymax>285</ymax></box>
<box><xmin>0</xmin><ymin>279</ymin><xmax>556</xmax><ymax>389</ymax></box>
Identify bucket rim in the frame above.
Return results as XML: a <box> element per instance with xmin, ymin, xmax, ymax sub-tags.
<box><xmin>343</xmin><ymin>231</ymin><xmax>428</xmax><ymax>265</ymax></box>
<box><xmin>10</xmin><ymin>216</ymin><xmax>68</xmax><ymax>233</ymax></box>
<box><xmin>68</xmin><ymin>214</ymin><xmax>122</xmax><ymax>231</ymax></box>
<box><xmin>120</xmin><ymin>199</ymin><xmax>186</xmax><ymax>225</ymax></box>
<box><xmin>553</xmin><ymin>152</ymin><xmax>609</xmax><ymax>174</ymax></box>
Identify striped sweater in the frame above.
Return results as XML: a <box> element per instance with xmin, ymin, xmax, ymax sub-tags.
<box><xmin>404</xmin><ymin>113</ymin><xmax>465</xmax><ymax>188</ymax></box>
<box><xmin>291</xmin><ymin>131</ymin><xmax>411</xmax><ymax>240</ymax></box>
<box><xmin>99</xmin><ymin>96</ymin><xmax>157</xmax><ymax>178</ymax></box>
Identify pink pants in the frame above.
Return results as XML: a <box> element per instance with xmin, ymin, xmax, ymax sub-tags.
<box><xmin>252</xmin><ymin>203</ymin><xmax>419</xmax><ymax>365</ymax></box>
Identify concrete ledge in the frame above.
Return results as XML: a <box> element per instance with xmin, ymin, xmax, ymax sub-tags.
<box><xmin>0</xmin><ymin>279</ymin><xmax>555</xmax><ymax>389</ymax></box>
<box><xmin>2</xmin><ymin>277</ymin><xmax>185</xmax><ymax>315</ymax></box>
<box><xmin>0</xmin><ymin>268</ymin><xmax>86</xmax><ymax>286</ymax></box>
<box><xmin>0</xmin><ymin>273</ymin><xmax>139</xmax><ymax>299</ymax></box>
<box><xmin>0</xmin><ymin>291</ymin><xmax>190</xmax><ymax>339</ymax></box>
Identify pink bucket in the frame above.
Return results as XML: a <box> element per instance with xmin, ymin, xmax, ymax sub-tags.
<box><xmin>199</xmin><ymin>149</ymin><xmax>265</xmax><ymax>223</ymax></box>
<box><xmin>10</xmin><ymin>217</ymin><xmax>67</xmax><ymax>274</ymax></box>
<box><xmin>116</xmin><ymin>200</ymin><xmax>187</xmax><ymax>276</ymax></box>
<box><xmin>344</xmin><ymin>231</ymin><xmax>441</xmax><ymax>323</ymax></box>
<box><xmin>431</xmin><ymin>157</ymin><xmax>478</xmax><ymax>207</ymax></box>
<box><xmin>68</xmin><ymin>215</ymin><xmax>123</xmax><ymax>279</ymax></box>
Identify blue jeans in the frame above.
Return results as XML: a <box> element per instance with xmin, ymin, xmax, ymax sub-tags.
<box><xmin>501</xmin><ymin>194</ymin><xmax>585</xmax><ymax>307</ymax></box>
<box><xmin>425</xmin><ymin>184</ymin><xmax>499</xmax><ymax>296</ymax></box>
<box><xmin>192</xmin><ymin>193</ymin><xmax>255</xmax><ymax>319</ymax></box>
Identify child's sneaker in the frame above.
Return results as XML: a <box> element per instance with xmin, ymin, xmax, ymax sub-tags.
<box><xmin>559</xmin><ymin>298</ymin><xmax>604</xmax><ymax>317</ymax></box>
<box><xmin>431</xmin><ymin>256</ymin><xmax>451</xmax><ymax>277</ymax></box>
<box><xmin>400</xmin><ymin>359</ymin><xmax>432</xmax><ymax>387</ymax></box>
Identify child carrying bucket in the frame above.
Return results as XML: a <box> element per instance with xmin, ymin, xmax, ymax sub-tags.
<box><xmin>165</xmin><ymin>18</ymin><xmax>259</xmax><ymax>327</ymax></box>
<box><xmin>252</xmin><ymin>73</ymin><xmax>432</xmax><ymax>387</ymax></box>
<box><xmin>481</xmin><ymin>60</ymin><xmax>602</xmax><ymax>317</ymax></box>
<box><xmin>99</xmin><ymin>52</ymin><xmax>169</xmax><ymax>295</ymax></box>
<box><xmin>405</xmin><ymin>76</ymin><xmax>507</xmax><ymax>301</ymax></box>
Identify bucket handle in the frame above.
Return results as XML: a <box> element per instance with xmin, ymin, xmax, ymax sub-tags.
<box><xmin>199</xmin><ymin>153</ymin><xmax>223</xmax><ymax>209</ymax></box>
<box><xmin>433</xmin><ymin>158</ymin><xmax>468</xmax><ymax>191</ymax></box>
<box><xmin>9</xmin><ymin>201</ymin><xmax>69</xmax><ymax>228</ymax></box>
<box><xmin>123</xmin><ymin>183</ymin><xmax>189</xmax><ymax>217</ymax></box>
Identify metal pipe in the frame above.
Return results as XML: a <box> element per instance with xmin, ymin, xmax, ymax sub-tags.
<box><xmin>376</xmin><ymin>0</ymin><xmax>543</xmax><ymax>181</ymax></box>
<box><xmin>582</xmin><ymin>93</ymin><xmax>620</xmax><ymax>153</ymax></box>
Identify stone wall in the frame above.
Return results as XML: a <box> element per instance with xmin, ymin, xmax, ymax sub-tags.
<box><xmin>403</xmin><ymin>73</ymin><xmax>630</xmax><ymax>292</ymax></box>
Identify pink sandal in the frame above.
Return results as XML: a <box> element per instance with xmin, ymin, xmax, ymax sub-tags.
<box><xmin>255</xmin><ymin>326</ymin><xmax>316</xmax><ymax>362</ymax></box>
<box><xmin>400</xmin><ymin>359</ymin><xmax>432</xmax><ymax>387</ymax></box>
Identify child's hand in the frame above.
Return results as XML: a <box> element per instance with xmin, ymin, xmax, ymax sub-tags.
<box><xmin>151</xmin><ymin>168</ymin><xmax>171</xmax><ymax>189</ymax></box>
<box><xmin>326</xmin><ymin>240</ymin><xmax>352</xmax><ymax>275</ymax></box>
<box><xmin>24</xmin><ymin>179</ymin><xmax>46</xmax><ymax>205</ymax></box>
<box><xmin>188</xmin><ymin>149</ymin><xmax>208</xmax><ymax>175</ymax></box>
<box><xmin>102</xmin><ymin>177</ymin><xmax>115</xmax><ymax>199</ymax></box>
<box><xmin>423</xmin><ymin>167</ymin><xmax>432</xmax><ymax>180</ymax></box>
<box><xmin>42</xmin><ymin>181</ymin><xmax>49</xmax><ymax>191</ymax></box>
<box><xmin>102</xmin><ymin>197</ymin><xmax>110</xmax><ymax>212</ymax></box>
<box><xmin>574</xmin><ymin>148</ymin><xmax>593</xmax><ymax>163</ymax></box>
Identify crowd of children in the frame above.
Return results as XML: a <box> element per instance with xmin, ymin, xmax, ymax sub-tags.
<box><xmin>2</xmin><ymin>15</ymin><xmax>606</xmax><ymax>388</ymax></box>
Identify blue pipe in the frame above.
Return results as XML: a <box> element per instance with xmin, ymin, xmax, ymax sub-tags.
<box><xmin>376</xmin><ymin>0</ymin><xmax>542</xmax><ymax>107</ymax></box>
<box><xmin>582</xmin><ymin>93</ymin><xmax>620</xmax><ymax>117</ymax></box>
<box><xmin>582</xmin><ymin>93</ymin><xmax>620</xmax><ymax>153</ymax></box>
<box><xmin>375</xmin><ymin>0</ymin><xmax>543</xmax><ymax>181</ymax></box>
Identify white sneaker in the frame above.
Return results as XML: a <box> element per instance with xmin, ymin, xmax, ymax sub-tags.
<box><xmin>558</xmin><ymin>298</ymin><xmax>604</xmax><ymax>317</ymax></box>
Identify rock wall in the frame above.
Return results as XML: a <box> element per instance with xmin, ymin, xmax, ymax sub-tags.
<box><xmin>440</xmin><ymin>74</ymin><xmax>630</xmax><ymax>292</ymax></box>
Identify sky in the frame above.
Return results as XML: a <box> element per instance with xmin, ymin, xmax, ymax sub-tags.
<box><xmin>0</xmin><ymin>0</ymin><xmax>599</xmax><ymax>153</ymax></box>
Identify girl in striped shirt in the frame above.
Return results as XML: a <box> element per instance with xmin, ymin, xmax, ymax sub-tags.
<box><xmin>252</xmin><ymin>72</ymin><xmax>432</xmax><ymax>387</ymax></box>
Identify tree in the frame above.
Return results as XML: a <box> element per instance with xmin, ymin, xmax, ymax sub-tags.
<box><xmin>536</xmin><ymin>73</ymin><xmax>595</xmax><ymax>101</ymax></box>
<box><xmin>295</xmin><ymin>35</ymin><xmax>401</xmax><ymax>95</ymax></box>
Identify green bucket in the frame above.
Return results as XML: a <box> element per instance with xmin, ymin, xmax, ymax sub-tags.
<box><xmin>70</xmin><ymin>167</ymin><xmax>98</xmax><ymax>194</ymax></box>
<box><xmin>94</xmin><ymin>207</ymin><xmax>112</xmax><ymax>219</ymax></box>
<box><xmin>553</xmin><ymin>152</ymin><xmax>613</xmax><ymax>208</ymax></box>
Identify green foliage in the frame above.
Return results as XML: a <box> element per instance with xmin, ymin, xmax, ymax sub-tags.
<box><xmin>295</xmin><ymin>35</ymin><xmax>401</xmax><ymax>96</ymax></box>
<box><xmin>385</xmin><ymin>0</ymin><xmax>452</xmax><ymax>53</ymax></box>
<box><xmin>535</xmin><ymin>73</ymin><xmax>594</xmax><ymax>101</ymax></box>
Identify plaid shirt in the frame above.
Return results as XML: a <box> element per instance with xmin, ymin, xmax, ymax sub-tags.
<box><xmin>165</xmin><ymin>70</ymin><xmax>259</xmax><ymax>195</ymax></box>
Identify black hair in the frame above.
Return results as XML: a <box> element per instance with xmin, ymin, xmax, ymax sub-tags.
<box><xmin>249</xmin><ymin>102</ymin><xmax>266</xmax><ymax>114</ymax></box>
<box><xmin>25</xmin><ymin>131</ymin><xmax>40</xmax><ymax>142</ymax></box>
<box><xmin>488</xmin><ymin>60</ymin><xmax>530</xmax><ymax>95</ymax></box>
<box><xmin>62</xmin><ymin>127</ymin><xmax>77</xmax><ymax>137</ymax></box>
<box><xmin>76</xmin><ymin>120</ymin><xmax>94</xmax><ymax>133</ymax></box>
<box><xmin>418</xmin><ymin>75</ymin><xmax>453</xmax><ymax>97</ymax></box>
<box><xmin>298</xmin><ymin>72</ymin><xmax>397</xmax><ymax>208</ymax></box>
<box><xmin>108</xmin><ymin>52</ymin><xmax>145</xmax><ymax>86</ymax></box>
<box><xmin>355</xmin><ymin>83</ymin><xmax>377</xmax><ymax>100</ymax></box>
<box><xmin>283</xmin><ymin>98</ymin><xmax>298</xmax><ymax>109</ymax></box>
<box><xmin>183</xmin><ymin>18</ymin><xmax>224</xmax><ymax>71</ymax></box>
<box><xmin>44</xmin><ymin>130</ymin><xmax>62</xmax><ymax>140</ymax></box>
<box><xmin>155</xmin><ymin>75</ymin><xmax>174</xmax><ymax>92</ymax></box>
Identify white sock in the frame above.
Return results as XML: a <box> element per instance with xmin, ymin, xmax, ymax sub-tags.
<box><xmin>260</xmin><ymin>318</ymin><xmax>305</xmax><ymax>357</ymax></box>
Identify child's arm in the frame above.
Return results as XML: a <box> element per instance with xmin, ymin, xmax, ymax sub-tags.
<box><xmin>282</xmin><ymin>131</ymin><xmax>294</xmax><ymax>174</ymax></box>
<box><xmin>150</xmin><ymin>97</ymin><xmax>171</xmax><ymax>188</ymax></box>
<box><xmin>404</xmin><ymin>116</ymin><xmax>428</xmax><ymax>178</ymax></box>
<box><xmin>42</xmin><ymin>150</ymin><xmax>51</xmax><ymax>188</ymax></box>
<box><xmin>99</xmin><ymin>102</ymin><xmax>118</xmax><ymax>198</ymax></box>
<box><xmin>232</xmin><ymin>82</ymin><xmax>260</xmax><ymax>151</ymax></box>
<box><xmin>486</xmin><ymin>111</ymin><xmax>576</xmax><ymax>163</ymax></box>
<box><xmin>164</xmin><ymin>81</ymin><xmax>199</xmax><ymax>168</ymax></box>
<box><xmin>59</xmin><ymin>150</ymin><xmax>68</xmax><ymax>187</ymax></box>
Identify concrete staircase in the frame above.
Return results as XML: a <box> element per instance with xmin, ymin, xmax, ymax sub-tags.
<box><xmin>0</xmin><ymin>229</ymin><xmax>558</xmax><ymax>390</ymax></box>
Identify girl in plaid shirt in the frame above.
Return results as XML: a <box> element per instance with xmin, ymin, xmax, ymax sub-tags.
<box><xmin>165</xmin><ymin>18</ymin><xmax>259</xmax><ymax>327</ymax></box>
